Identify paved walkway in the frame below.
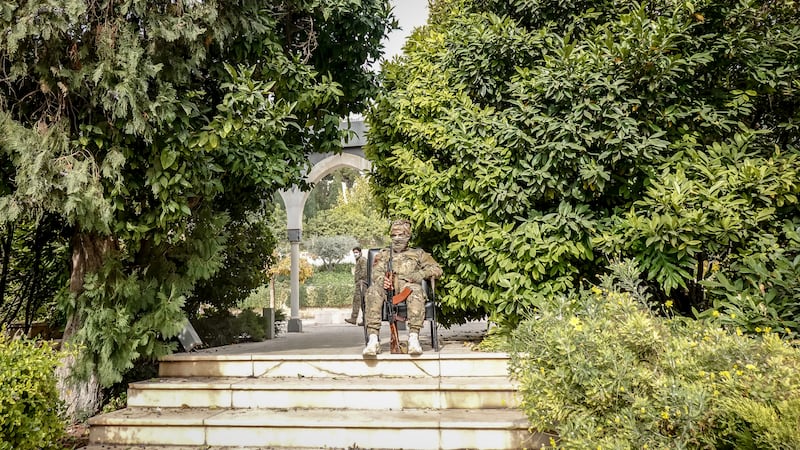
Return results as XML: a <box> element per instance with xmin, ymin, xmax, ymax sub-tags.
<box><xmin>192</xmin><ymin>307</ymin><xmax>490</xmax><ymax>356</ymax></box>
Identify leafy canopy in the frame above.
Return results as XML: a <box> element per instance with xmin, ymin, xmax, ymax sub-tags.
<box><xmin>366</xmin><ymin>0</ymin><xmax>800</xmax><ymax>329</ymax></box>
<box><xmin>306</xmin><ymin>175</ymin><xmax>390</xmax><ymax>248</ymax></box>
<box><xmin>1</xmin><ymin>0</ymin><xmax>395</xmax><ymax>385</ymax></box>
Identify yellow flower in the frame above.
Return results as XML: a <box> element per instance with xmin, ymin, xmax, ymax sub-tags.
<box><xmin>736</xmin><ymin>327</ymin><xmax>743</xmax><ymax>336</ymax></box>
<box><xmin>569</xmin><ymin>317</ymin><xmax>584</xmax><ymax>331</ymax></box>
<box><xmin>591</xmin><ymin>286</ymin><xmax>602</xmax><ymax>295</ymax></box>
<box><xmin>719</xmin><ymin>370</ymin><xmax>731</xmax><ymax>379</ymax></box>
<box><xmin>661</xmin><ymin>411</ymin><xmax>670</xmax><ymax>419</ymax></box>
<box><xmin>755</xmin><ymin>327</ymin><xmax>762</xmax><ymax>333</ymax></box>
<box><xmin>712</xmin><ymin>310</ymin><xmax>720</xmax><ymax>317</ymax></box>
<box><xmin>745</xmin><ymin>364</ymin><xmax>756</xmax><ymax>371</ymax></box>
<box><xmin>665</xmin><ymin>300</ymin><xmax>673</xmax><ymax>308</ymax></box>
<box><xmin>730</xmin><ymin>313</ymin><xmax>736</xmax><ymax>319</ymax></box>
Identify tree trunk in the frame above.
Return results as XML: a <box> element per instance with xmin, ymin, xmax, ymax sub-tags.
<box><xmin>270</xmin><ymin>276</ymin><xmax>276</xmax><ymax>309</ymax></box>
<box><xmin>0</xmin><ymin>223</ymin><xmax>15</xmax><ymax>325</ymax></box>
<box><xmin>57</xmin><ymin>232</ymin><xmax>113</xmax><ymax>423</ymax></box>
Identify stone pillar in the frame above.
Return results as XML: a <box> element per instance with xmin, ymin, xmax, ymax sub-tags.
<box><xmin>279</xmin><ymin>188</ymin><xmax>306</xmax><ymax>333</ymax></box>
<box><xmin>287</xmin><ymin>228</ymin><xmax>302</xmax><ymax>332</ymax></box>
<box><xmin>276</xmin><ymin>148</ymin><xmax>372</xmax><ymax>334</ymax></box>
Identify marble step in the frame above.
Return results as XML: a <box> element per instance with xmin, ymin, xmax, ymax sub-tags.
<box><xmin>127</xmin><ymin>376</ymin><xmax>520</xmax><ymax>410</ymax></box>
<box><xmin>158</xmin><ymin>352</ymin><xmax>511</xmax><ymax>378</ymax></box>
<box><xmin>88</xmin><ymin>407</ymin><xmax>549</xmax><ymax>450</ymax></box>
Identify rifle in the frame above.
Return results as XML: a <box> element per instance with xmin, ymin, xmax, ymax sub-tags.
<box><xmin>386</xmin><ymin>246</ymin><xmax>403</xmax><ymax>354</ymax></box>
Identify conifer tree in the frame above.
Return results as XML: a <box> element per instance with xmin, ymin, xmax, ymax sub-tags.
<box><xmin>1</xmin><ymin>0</ymin><xmax>394</xmax><ymax>418</ymax></box>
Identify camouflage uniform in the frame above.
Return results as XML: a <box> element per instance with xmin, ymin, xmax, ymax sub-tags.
<box><xmin>347</xmin><ymin>250</ymin><xmax>368</xmax><ymax>323</ymax></box>
<box><xmin>364</xmin><ymin>221</ymin><xmax>443</xmax><ymax>338</ymax></box>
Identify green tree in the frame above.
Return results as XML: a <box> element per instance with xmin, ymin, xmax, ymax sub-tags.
<box><xmin>303</xmin><ymin>167</ymin><xmax>361</xmax><ymax>220</ymax></box>
<box><xmin>0</xmin><ymin>213</ymin><xmax>69</xmax><ymax>332</ymax></box>
<box><xmin>308</xmin><ymin>235</ymin><xmax>358</xmax><ymax>270</ymax></box>
<box><xmin>1</xmin><ymin>0</ymin><xmax>395</xmax><ymax>418</ymax></box>
<box><xmin>184</xmin><ymin>208</ymin><xmax>277</xmax><ymax>319</ymax></box>
<box><xmin>306</xmin><ymin>175</ymin><xmax>389</xmax><ymax>247</ymax></box>
<box><xmin>366</xmin><ymin>0</ymin><xmax>800</xmax><ymax>328</ymax></box>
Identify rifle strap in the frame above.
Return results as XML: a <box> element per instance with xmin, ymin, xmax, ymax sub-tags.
<box><xmin>392</xmin><ymin>287</ymin><xmax>412</xmax><ymax>305</ymax></box>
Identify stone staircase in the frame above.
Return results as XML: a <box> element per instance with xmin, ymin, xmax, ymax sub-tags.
<box><xmin>85</xmin><ymin>351</ymin><xmax>548</xmax><ymax>449</ymax></box>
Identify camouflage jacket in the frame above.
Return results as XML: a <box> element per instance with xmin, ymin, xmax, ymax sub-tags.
<box><xmin>370</xmin><ymin>247</ymin><xmax>443</xmax><ymax>292</ymax></box>
<box><xmin>354</xmin><ymin>255</ymin><xmax>367</xmax><ymax>285</ymax></box>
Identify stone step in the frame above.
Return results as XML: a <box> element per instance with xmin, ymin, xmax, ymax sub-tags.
<box><xmin>158</xmin><ymin>352</ymin><xmax>511</xmax><ymax>378</ymax></box>
<box><xmin>128</xmin><ymin>376</ymin><xmax>520</xmax><ymax>410</ymax></box>
<box><xmin>88</xmin><ymin>407</ymin><xmax>548</xmax><ymax>450</ymax></box>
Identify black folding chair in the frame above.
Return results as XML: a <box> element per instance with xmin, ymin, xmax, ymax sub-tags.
<box><xmin>363</xmin><ymin>248</ymin><xmax>440</xmax><ymax>351</ymax></box>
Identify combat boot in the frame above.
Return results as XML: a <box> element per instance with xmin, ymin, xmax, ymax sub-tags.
<box><xmin>408</xmin><ymin>332</ymin><xmax>423</xmax><ymax>355</ymax></box>
<box><xmin>362</xmin><ymin>334</ymin><xmax>380</xmax><ymax>357</ymax></box>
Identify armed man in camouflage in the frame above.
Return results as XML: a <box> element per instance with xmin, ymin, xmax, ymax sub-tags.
<box><xmin>345</xmin><ymin>246</ymin><xmax>367</xmax><ymax>325</ymax></box>
<box><xmin>362</xmin><ymin>219</ymin><xmax>442</xmax><ymax>356</ymax></box>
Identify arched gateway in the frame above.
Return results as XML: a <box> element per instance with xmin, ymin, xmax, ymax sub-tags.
<box><xmin>278</xmin><ymin>118</ymin><xmax>370</xmax><ymax>332</ymax></box>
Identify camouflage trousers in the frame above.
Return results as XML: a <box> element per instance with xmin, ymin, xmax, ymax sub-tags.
<box><xmin>364</xmin><ymin>283</ymin><xmax>425</xmax><ymax>336</ymax></box>
<box><xmin>349</xmin><ymin>281</ymin><xmax>367</xmax><ymax>320</ymax></box>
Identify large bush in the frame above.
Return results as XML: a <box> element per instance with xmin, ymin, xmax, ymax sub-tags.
<box><xmin>193</xmin><ymin>308</ymin><xmax>270</xmax><ymax>348</ymax></box>
<box><xmin>0</xmin><ymin>334</ymin><xmax>66</xmax><ymax>450</ymax></box>
<box><xmin>366</xmin><ymin>0</ymin><xmax>800</xmax><ymax>330</ymax></box>
<box><xmin>508</xmin><ymin>260</ymin><xmax>800</xmax><ymax>449</ymax></box>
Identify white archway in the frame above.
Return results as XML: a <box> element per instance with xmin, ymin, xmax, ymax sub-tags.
<box><xmin>278</xmin><ymin>122</ymin><xmax>371</xmax><ymax>332</ymax></box>
<box><xmin>280</xmin><ymin>152</ymin><xmax>372</xmax><ymax>230</ymax></box>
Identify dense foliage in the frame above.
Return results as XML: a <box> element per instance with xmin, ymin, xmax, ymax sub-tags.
<box><xmin>0</xmin><ymin>0</ymin><xmax>395</xmax><ymax>394</ymax></box>
<box><xmin>0</xmin><ymin>214</ymin><xmax>69</xmax><ymax>332</ymax></box>
<box><xmin>184</xmin><ymin>210</ymin><xmax>277</xmax><ymax>318</ymax></box>
<box><xmin>508</xmin><ymin>260</ymin><xmax>800</xmax><ymax>449</ymax></box>
<box><xmin>366</xmin><ymin>0</ymin><xmax>800</xmax><ymax>329</ymax></box>
<box><xmin>303</xmin><ymin>167</ymin><xmax>361</xmax><ymax>220</ymax></box>
<box><xmin>0</xmin><ymin>334</ymin><xmax>67</xmax><ymax>450</ymax></box>
<box><xmin>300</xmin><ymin>265</ymin><xmax>354</xmax><ymax>307</ymax></box>
<box><xmin>306</xmin><ymin>175</ymin><xmax>389</xmax><ymax>248</ymax></box>
<box><xmin>193</xmin><ymin>308</ymin><xmax>269</xmax><ymax>347</ymax></box>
